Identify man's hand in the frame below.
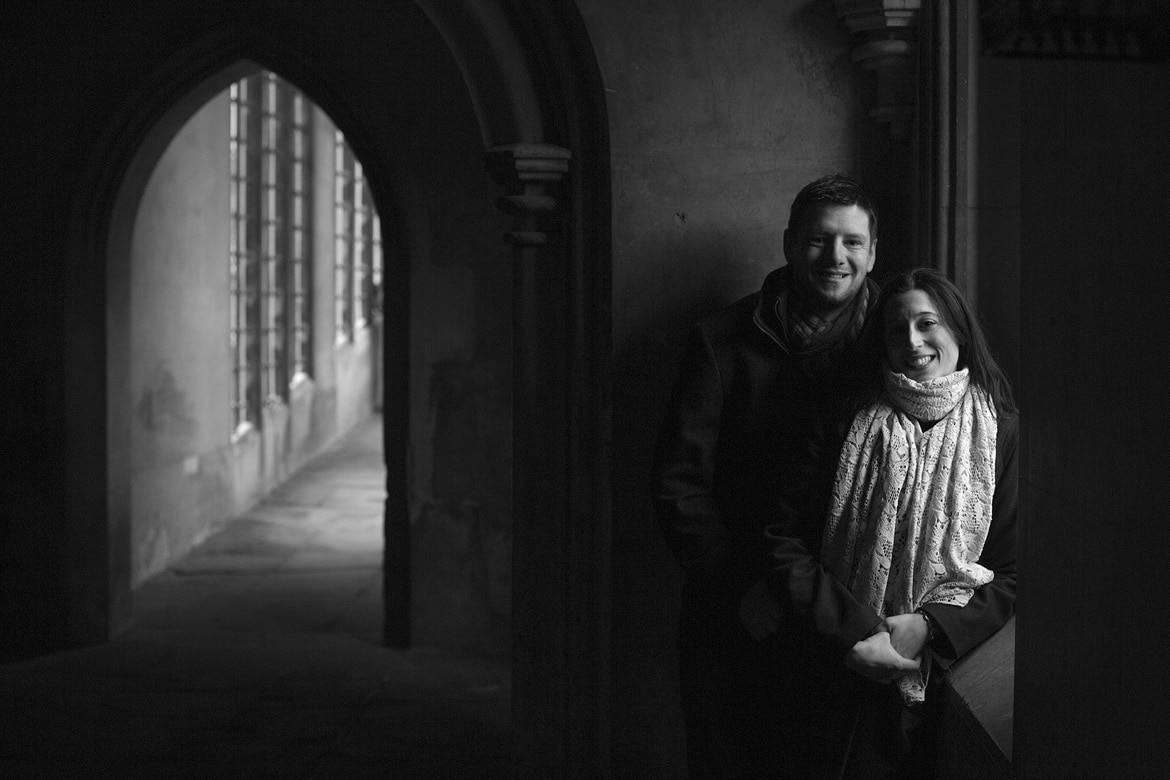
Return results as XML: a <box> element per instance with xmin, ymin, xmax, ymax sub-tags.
<box><xmin>844</xmin><ymin>630</ymin><xmax>921</xmax><ymax>682</ymax></box>
<box><xmin>885</xmin><ymin>612</ymin><xmax>929</xmax><ymax>660</ymax></box>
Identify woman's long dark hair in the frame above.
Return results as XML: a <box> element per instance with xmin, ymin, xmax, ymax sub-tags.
<box><xmin>856</xmin><ymin>268</ymin><xmax>1017</xmax><ymax>416</ymax></box>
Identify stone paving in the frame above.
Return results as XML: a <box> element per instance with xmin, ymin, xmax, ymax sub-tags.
<box><xmin>0</xmin><ymin>416</ymin><xmax>511</xmax><ymax>778</ymax></box>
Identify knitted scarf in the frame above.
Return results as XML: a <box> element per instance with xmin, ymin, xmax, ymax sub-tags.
<box><xmin>764</xmin><ymin>267</ymin><xmax>872</xmax><ymax>356</ymax></box>
<box><xmin>821</xmin><ymin>368</ymin><xmax>998</xmax><ymax>705</ymax></box>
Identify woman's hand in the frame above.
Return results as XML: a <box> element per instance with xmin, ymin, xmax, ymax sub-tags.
<box><xmin>885</xmin><ymin>612</ymin><xmax>929</xmax><ymax>660</ymax></box>
<box><xmin>844</xmin><ymin>630</ymin><xmax>921</xmax><ymax>682</ymax></box>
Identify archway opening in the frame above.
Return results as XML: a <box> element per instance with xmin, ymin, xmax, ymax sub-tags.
<box><xmin>53</xmin><ymin>1</ymin><xmax>611</xmax><ymax>771</ymax></box>
<box><xmin>120</xmin><ymin>65</ymin><xmax>390</xmax><ymax>646</ymax></box>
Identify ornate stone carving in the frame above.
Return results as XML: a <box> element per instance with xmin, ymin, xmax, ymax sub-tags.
<box><xmin>982</xmin><ymin>0</ymin><xmax>1170</xmax><ymax>61</ymax></box>
<box><xmin>485</xmin><ymin>143</ymin><xmax>571</xmax><ymax>246</ymax></box>
<box><xmin>834</xmin><ymin>0</ymin><xmax>923</xmax><ymax>140</ymax></box>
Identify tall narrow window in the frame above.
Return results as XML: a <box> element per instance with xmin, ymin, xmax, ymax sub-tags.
<box><xmin>352</xmin><ymin>159</ymin><xmax>367</xmax><ymax>331</ymax></box>
<box><xmin>259</xmin><ymin>73</ymin><xmax>286</xmax><ymax>405</ymax></box>
<box><xmin>289</xmin><ymin>91</ymin><xmax>312</xmax><ymax>379</ymax></box>
<box><xmin>356</xmin><ymin>174</ymin><xmax>382</xmax><ymax>325</ymax></box>
<box><xmin>369</xmin><ymin>211</ymin><xmax>383</xmax><ymax>322</ymax></box>
<box><xmin>333</xmin><ymin>134</ymin><xmax>381</xmax><ymax>341</ymax></box>
<box><xmin>334</xmin><ymin>133</ymin><xmax>355</xmax><ymax>343</ymax></box>
<box><xmin>230</xmin><ymin>70</ymin><xmax>315</xmax><ymax>432</ymax></box>
<box><xmin>229</xmin><ymin>78</ymin><xmax>261</xmax><ymax>433</ymax></box>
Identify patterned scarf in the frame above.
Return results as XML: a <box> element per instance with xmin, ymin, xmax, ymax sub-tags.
<box><xmin>763</xmin><ymin>267</ymin><xmax>872</xmax><ymax>356</ymax></box>
<box><xmin>821</xmin><ymin>368</ymin><xmax>998</xmax><ymax>705</ymax></box>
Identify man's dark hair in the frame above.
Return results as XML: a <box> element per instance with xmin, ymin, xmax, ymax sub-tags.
<box><xmin>786</xmin><ymin>174</ymin><xmax>877</xmax><ymax>241</ymax></box>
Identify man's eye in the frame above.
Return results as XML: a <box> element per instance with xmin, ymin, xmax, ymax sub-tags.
<box><xmin>806</xmin><ymin>237</ymin><xmax>824</xmax><ymax>246</ymax></box>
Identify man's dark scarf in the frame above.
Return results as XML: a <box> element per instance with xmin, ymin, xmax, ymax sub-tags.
<box><xmin>761</xmin><ymin>266</ymin><xmax>876</xmax><ymax>357</ymax></box>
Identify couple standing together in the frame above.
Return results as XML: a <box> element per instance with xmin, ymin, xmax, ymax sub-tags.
<box><xmin>655</xmin><ymin>175</ymin><xmax>1017</xmax><ymax>778</ymax></box>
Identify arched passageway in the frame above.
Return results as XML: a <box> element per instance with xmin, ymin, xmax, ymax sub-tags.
<box><xmin>54</xmin><ymin>1</ymin><xmax>611</xmax><ymax>773</ymax></box>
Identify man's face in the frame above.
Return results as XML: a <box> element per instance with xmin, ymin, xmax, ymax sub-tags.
<box><xmin>783</xmin><ymin>203</ymin><xmax>876</xmax><ymax>314</ymax></box>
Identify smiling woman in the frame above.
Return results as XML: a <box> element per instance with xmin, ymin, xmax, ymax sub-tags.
<box><xmin>882</xmin><ymin>288</ymin><xmax>961</xmax><ymax>382</ymax></box>
<box><xmin>818</xmin><ymin>266</ymin><xmax>1018</xmax><ymax>775</ymax></box>
<box><xmin>861</xmin><ymin>268</ymin><xmax>1016</xmax><ymax>418</ymax></box>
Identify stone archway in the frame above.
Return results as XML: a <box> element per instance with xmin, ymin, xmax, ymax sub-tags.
<box><xmin>62</xmin><ymin>1</ymin><xmax>611</xmax><ymax>773</ymax></box>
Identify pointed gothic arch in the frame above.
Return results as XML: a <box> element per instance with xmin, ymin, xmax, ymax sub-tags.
<box><xmin>62</xmin><ymin>1</ymin><xmax>611</xmax><ymax>773</ymax></box>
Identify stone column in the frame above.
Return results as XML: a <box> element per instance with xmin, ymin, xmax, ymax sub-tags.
<box><xmin>834</xmin><ymin>0</ymin><xmax>923</xmax><ymax>142</ymax></box>
<box><xmin>914</xmin><ymin>0</ymin><xmax>979</xmax><ymax>299</ymax></box>
<box><xmin>834</xmin><ymin>1</ymin><xmax>924</xmax><ymax>277</ymax></box>
<box><xmin>489</xmin><ymin>142</ymin><xmax>613</xmax><ymax>776</ymax></box>
<box><xmin>487</xmin><ymin>142</ymin><xmax>572</xmax><ymax>245</ymax></box>
<box><xmin>836</xmin><ymin>0</ymin><xmax>980</xmax><ymax>297</ymax></box>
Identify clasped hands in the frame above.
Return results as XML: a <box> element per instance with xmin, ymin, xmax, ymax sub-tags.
<box><xmin>844</xmin><ymin>612</ymin><xmax>929</xmax><ymax>683</ymax></box>
<box><xmin>738</xmin><ymin>580</ymin><xmax>929</xmax><ymax>684</ymax></box>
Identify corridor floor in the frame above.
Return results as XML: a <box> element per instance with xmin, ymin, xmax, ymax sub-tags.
<box><xmin>0</xmin><ymin>415</ymin><xmax>511</xmax><ymax>778</ymax></box>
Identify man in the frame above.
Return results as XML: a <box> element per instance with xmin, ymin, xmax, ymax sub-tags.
<box><xmin>655</xmin><ymin>174</ymin><xmax>914</xmax><ymax>777</ymax></box>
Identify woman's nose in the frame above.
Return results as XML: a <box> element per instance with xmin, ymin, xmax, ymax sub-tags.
<box><xmin>891</xmin><ymin>326</ymin><xmax>918</xmax><ymax>349</ymax></box>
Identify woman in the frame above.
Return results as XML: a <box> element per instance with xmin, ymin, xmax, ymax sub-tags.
<box><xmin>822</xmin><ymin>267</ymin><xmax>1018</xmax><ymax>775</ymax></box>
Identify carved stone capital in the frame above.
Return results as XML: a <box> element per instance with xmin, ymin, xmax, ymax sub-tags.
<box><xmin>486</xmin><ymin>143</ymin><xmax>571</xmax><ymax>246</ymax></box>
<box><xmin>981</xmin><ymin>0</ymin><xmax>1170</xmax><ymax>61</ymax></box>
<box><xmin>834</xmin><ymin>0</ymin><xmax>922</xmax><ymax>141</ymax></box>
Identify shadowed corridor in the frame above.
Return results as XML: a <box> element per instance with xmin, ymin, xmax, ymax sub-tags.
<box><xmin>0</xmin><ymin>415</ymin><xmax>511</xmax><ymax>778</ymax></box>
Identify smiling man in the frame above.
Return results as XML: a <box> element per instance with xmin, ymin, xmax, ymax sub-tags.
<box><xmin>785</xmin><ymin>200</ymin><xmax>875</xmax><ymax>315</ymax></box>
<box><xmin>656</xmin><ymin>175</ymin><xmax>900</xmax><ymax>776</ymax></box>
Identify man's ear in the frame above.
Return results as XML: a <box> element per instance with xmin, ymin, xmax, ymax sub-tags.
<box><xmin>866</xmin><ymin>238</ymin><xmax>877</xmax><ymax>272</ymax></box>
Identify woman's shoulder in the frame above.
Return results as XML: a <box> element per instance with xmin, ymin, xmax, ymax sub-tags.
<box><xmin>996</xmin><ymin>409</ymin><xmax>1019</xmax><ymax>455</ymax></box>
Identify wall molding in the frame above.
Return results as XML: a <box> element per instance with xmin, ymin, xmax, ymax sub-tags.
<box><xmin>982</xmin><ymin>0</ymin><xmax>1170</xmax><ymax>61</ymax></box>
<box><xmin>834</xmin><ymin>0</ymin><xmax>923</xmax><ymax>141</ymax></box>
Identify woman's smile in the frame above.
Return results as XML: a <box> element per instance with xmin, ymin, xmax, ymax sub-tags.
<box><xmin>883</xmin><ymin>290</ymin><xmax>961</xmax><ymax>382</ymax></box>
<box><xmin>903</xmin><ymin>353</ymin><xmax>933</xmax><ymax>371</ymax></box>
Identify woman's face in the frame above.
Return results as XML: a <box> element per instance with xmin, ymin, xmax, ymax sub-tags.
<box><xmin>882</xmin><ymin>289</ymin><xmax>961</xmax><ymax>382</ymax></box>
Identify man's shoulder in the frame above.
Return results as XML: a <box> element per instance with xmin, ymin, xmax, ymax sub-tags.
<box><xmin>696</xmin><ymin>291</ymin><xmax>760</xmax><ymax>338</ymax></box>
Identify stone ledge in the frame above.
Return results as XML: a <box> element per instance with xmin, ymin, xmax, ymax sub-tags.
<box><xmin>937</xmin><ymin>615</ymin><xmax>1015</xmax><ymax>778</ymax></box>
